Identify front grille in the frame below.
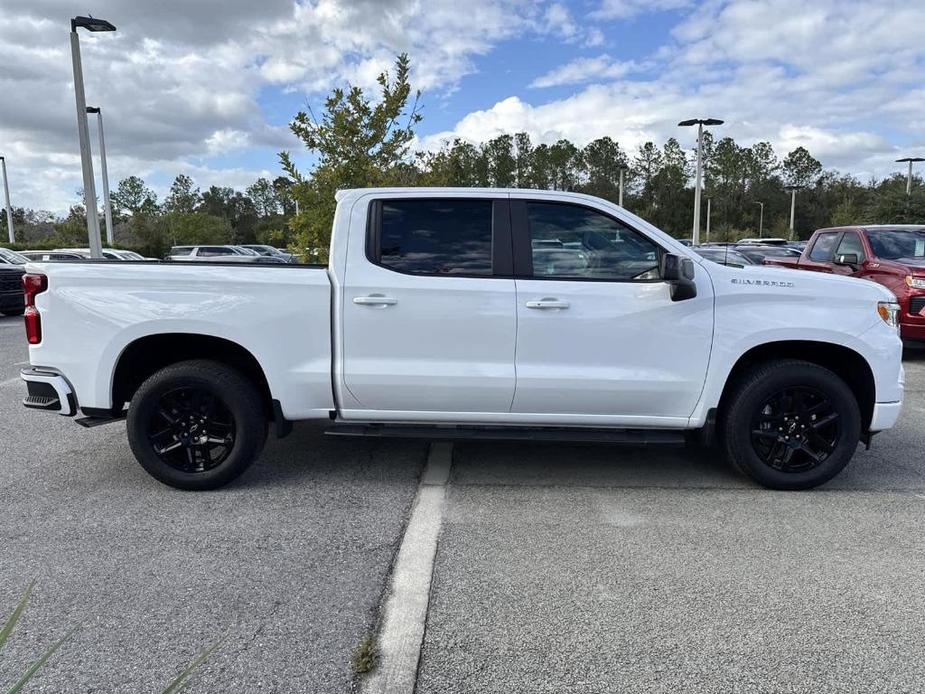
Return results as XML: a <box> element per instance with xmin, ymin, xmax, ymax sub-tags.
<box><xmin>0</xmin><ymin>270</ymin><xmax>24</xmax><ymax>293</ymax></box>
<box><xmin>910</xmin><ymin>296</ymin><xmax>925</xmax><ymax>315</ymax></box>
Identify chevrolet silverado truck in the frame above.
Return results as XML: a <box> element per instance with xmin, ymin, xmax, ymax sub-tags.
<box><xmin>764</xmin><ymin>225</ymin><xmax>925</xmax><ymax>341</ymax></box>
<box><xmin>19</xmin><ymin>188</ymin><xmax>904</xmax><ymax>491</ymax></box>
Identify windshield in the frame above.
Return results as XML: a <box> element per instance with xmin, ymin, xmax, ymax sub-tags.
<box><xmin>0</xmin><ymin>247</ymin><xmax>29</xmax><ymax>264</ymax></box>
<box><xmin>867</xmin><ymin>230</ymin><xmax>925</xmax><ymax>260</ymax></box>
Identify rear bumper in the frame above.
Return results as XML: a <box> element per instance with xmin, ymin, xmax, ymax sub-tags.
<box><xmin>870</xmin><ymin>401</ymin><xmax>902</xmax><ymax>432</ymax></box>
<box><xmin>20</xmin><ymin>367</ymin><xmax>76</xmax><ymax>416</ymax></box>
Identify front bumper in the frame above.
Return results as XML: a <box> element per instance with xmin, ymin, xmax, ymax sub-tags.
<box><xmin>21</xmin><ymin>367</ymin><xmax>76</xmax><ymax>416</ymax></box>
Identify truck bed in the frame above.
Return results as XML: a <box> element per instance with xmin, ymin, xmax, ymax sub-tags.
<box><xmin>25</xmin><ymin>260</ymin><xmax>335</xmax><ymax>420</ymax></box>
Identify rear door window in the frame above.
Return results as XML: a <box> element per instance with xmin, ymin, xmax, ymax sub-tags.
<box><xmin>809</xmin><ymin>233</ymin><xmax>839</xmax><ymax>262</ymax></box>
<box><xmin>373</xmin><ymin>199</ymin><xmax>494</xmax><ymax>276</ymax></box>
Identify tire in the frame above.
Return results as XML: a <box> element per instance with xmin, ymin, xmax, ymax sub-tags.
<box><xmin>1</xmin><ymin>308</ymin><xmax>24</xmax><ymax>316</ymax></box>
<box><xmin>126</xmin><ymin>359</ymin><xmax>267</xmax><ymax>490</ymax></box>
<box><xmin>721</xmin><ymin>359</ymin><xmax>861</xmax><ymax>490</ymax></box>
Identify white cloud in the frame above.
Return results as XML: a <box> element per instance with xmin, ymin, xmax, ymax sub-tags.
<box><xmin>593</xmin><ymin>0</ymin><xmax>691</xmax><ymax>20</ymax></box>
<box><xmin>426</xmin><ymin>0</ymin><xmax>925</xmax><ymax>182</ymax></box>
<box><xmin>1</xmin><ymin>0</ymin><xmax>573</xmax><ymax>212</ymax></box>
<box><xmin>530</xmin><ymin>55</ymin><xmax>637</xmax><ymax>88</ymax></box>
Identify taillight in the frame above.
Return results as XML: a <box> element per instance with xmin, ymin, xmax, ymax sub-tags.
<box><xmin>22</xmin><ymin>273</ymin><xmax>47</xmax><ymax>344</ymax></box>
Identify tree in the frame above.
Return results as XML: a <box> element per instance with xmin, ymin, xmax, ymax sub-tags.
<box><xmin>111</xmin><ymin>176</ymin><xmax>157</xmax><ymax>217</ymax></box>
<box><xmin>280</xmin><ymin>53</ymin><xmax>423</xmax><ymax>262</ymax></box>
<box><xmin>482</xmin><ymin>134</ymin><xmax>516</xmax><ymax>187</ymax></box>
<box><xmin>163</xmin><ymin>174</ymin><xmax>200</xmax><ymax>214</ymax></box>
<box><xmin>783</xmin><ymin>146</ymin><xmax>822</xmax><ymax>188</ymax></box>
<box><xmin>580</xmin><ymin>136</ymin><xmax>628</xmax><ymax>202</ymax></box>
<box><xmin>164</xmin><ymin>211</ymin><xmax>232</xmax><ymax>245</ymax></box>
<box><xmin>513</xmin><ymin>132</ymin><xmax>534</xmax><ymax>188</ymax></box>
<box><xmin>246</xmin><ymin>178</ymin><xmax>279</xmax><ymax>218</ymax></box>
<box><xmin>547</xmin><ymin>140</ymin><xmax>581</xmax><ymax>191</ymax></box>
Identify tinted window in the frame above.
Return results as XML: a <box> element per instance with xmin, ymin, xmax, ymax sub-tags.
<box><xmin>198</xmin><ymin>246</ymin><xmax>233</xmax><ymax>257</ymax></box>
<box><xmin>809</xmin><ymin>233</ymin><xmax>839</xmax><ymax>261</ymax></box>
<box><xmin>867</xmin><ymin>230</ymin><xmax>925</xmax><ymax>260</ymax></box>
<box><xmin>835</xmin><ymin>232</ymin><xmax>865</xmax><ymax>261</ymax></box>
<box><xmin>377</xmin><ymin>199</ymin><xmax>493</xmax><ymax>275</ymax></box>
<box><xmin>170</xmin><ymin>247</ymin><xmax>193</xmax><ymax>256</ymax></box>
<box><xmin>526</xmin><ymin>202</ymin><xmax>659</xmax><ymax>280</ymax></box>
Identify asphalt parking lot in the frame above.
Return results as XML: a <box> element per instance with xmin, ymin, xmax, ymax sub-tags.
<box><xmin>2</xmin><ymin>312</ymin><xmax>925</xmax><ymax>692</ymax></box>
<box><xmin>0</xmin><ymin>315</ymin><xmax>427</xmax><ymax>692</ymax></box>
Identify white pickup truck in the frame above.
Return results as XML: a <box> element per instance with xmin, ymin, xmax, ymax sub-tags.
<box><xmin>20</xmin><ymin>188</ymin><xmax>904</xmax><ymax>490</ymax></box>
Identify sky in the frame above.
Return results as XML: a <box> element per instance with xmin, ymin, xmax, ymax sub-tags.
<box><xmin>3</xmin><ymin>0</ymin><xmax>924</xmax><ymax>213</ymax></box>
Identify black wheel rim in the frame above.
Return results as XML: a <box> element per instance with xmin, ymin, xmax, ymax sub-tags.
<box><xmin>750</xmin><ymin>386</ymin><xmax>840</xmax><ymax>473</ymax></box>
<box><xmin>146</xmin><ymin>386</ymin><xmax>236</xmax><ymax>473</ymax></box>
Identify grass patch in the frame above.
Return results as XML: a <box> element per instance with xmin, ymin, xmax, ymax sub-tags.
<box><xmin>351</xmin><ymin>634</ymin><xmax>378</xmax><ymax>675</ymax></box>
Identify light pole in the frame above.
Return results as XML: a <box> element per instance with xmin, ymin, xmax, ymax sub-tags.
<box><xmin>618</xmin><ymin>168</ymin><xmax>625</xmax><ymax>207</ymax></box>
<box><xmin>705</xmin><ymin>197</ymin><xmax>712</xmax><ymax>243</ymax></box>
<box><xmin>784</xmin><ymin>184</ymin><xmax>803</xmax><ymax>240</ymax></box>
<box><xmin>755</xmin><ymin>201</ymin><xmax>764</xmax><ymax>238</ymax></box>
<box><xmin>70</xmin><ymin>15</ymin><xmax>116</xmax><ymax>258</ymax></box>
<box><xmin>679</xmin><ymin>118</ymin><xmax>723</xmax><ymax>245</ymax></box>
<box><xmin>896</xmin><ymin>157</ymin><xmax>925</xmax><ymax>196</ymax></box>
<box><xmin>0</xmin><ymin>157</ymin><xmax>13</xmax><ymax>243</ymax></box>
<box><xmin>87</xmin><ymin>107</ymin><xmax>113</xmax><ymax>246</ymax></box>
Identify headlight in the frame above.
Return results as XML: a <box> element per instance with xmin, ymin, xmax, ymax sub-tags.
<box><xmin>905</xmin><ymin>275</ymin><xmax>925</xmax><ymax>289</ymax></box>
<box><xmin>878</xmin><ymin>301</ymin><xmax>900</xmax><ymax>329</ymax></box>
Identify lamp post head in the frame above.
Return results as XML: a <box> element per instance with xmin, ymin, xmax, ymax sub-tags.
<box><xmin>71</xmin><ymin>16</ymin><xmax>116</xmax><ymax>32</ymax></box>
<box><xmin>86</xmin><ymin>106</ymin><xmax>100</xmax><ymax>114</ymax></box>
<box><xmin>678</xmin><ymin>118</ymin><xmax>724</xmax><ymax>127</ymax></box>
<box><xmin>896</xmin><ymin>157</ymin><xmax>925</xmax><ymax>163</ymax></box>
<box><xmin>784</xmin><ymin>184</ymin><xmax>804</xmax><ymax>192</ymax></box>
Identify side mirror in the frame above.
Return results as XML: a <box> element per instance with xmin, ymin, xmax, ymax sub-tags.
<box><xmin>834</xmin><ymin>253</ymin><xmax>859</xmax><ymax>267</ymax></box>
<box><xmin>661</xmin><ymin>253</ymin><xmax>697</xmax><ymax>302</ymax></box>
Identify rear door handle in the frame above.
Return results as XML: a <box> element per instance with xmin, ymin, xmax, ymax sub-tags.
<box><xmin>525</xmin><ymin>298</ymin><xmax>569</xmax><ymax>309</ymax></box>
<box><xmin>353</xmin><ymin>295</ymin><xmax>398</xmax><ymax>306</ymax></box>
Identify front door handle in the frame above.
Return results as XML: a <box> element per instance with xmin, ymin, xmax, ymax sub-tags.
<box><xmin>525</xmin><ymin>298</ymin><xmax>569</xmax><ymax>309</ymax></box>
<box><xmin>353</xmin><ymin>295</ymin><xmax>398</xmax><ymax>306</ymax></box>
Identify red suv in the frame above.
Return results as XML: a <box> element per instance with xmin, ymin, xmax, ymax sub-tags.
<box><xmin>765</xmin><ymin>225</ymin><xmax>925</xmax><ymax>341</ymax></box>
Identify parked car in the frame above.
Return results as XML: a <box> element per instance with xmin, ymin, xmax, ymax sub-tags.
<box><xmin>167</xmin><ymin>245</ymin><xmax>285</xmax><ymax>263</ymax></box>
<box><xmin>0</xmin><ymin>248</ymin><xmax>29</xmax><ymax>266</ymax></box>
<box><xmin>55</xmin><ymin>248</ymin><xmax>153</xmax><ymax>261</ymax></box>
<box><xmin>19</xmin><ymin>188</ymin><xmax>902</xmax><ymax>492</ymax></box>
<box><xmin>738</xmin><ymin>237</ymin><xmax>790</xmax><ymax>246</ymax></box>
<box><xmin>763</xmin><ymin>225</ymin><xmax>925</xmax><ymax>342</ymax></box>
<box><xmin>19</xmin><ymin>250</ymin><xmax>85</xmax><ymax>261</ymax></box>
<box><xmin>0</xmin><ymin>264</ymin><xmax>25</xmax><ymax>315</ymax></box>
<box><xmin>693</xmin><ymin>246</ymin><xmax>754</xmax><ymax>268</ymax></box>
<box><xmin>734</xmin><ymin>244</ymin><xmax>802</xmax><ymax>265</ymax></box>
<box><xmin>240</xmin><ymin>244</ymin><xmax>295</xmax><ymax>263</ymax></box>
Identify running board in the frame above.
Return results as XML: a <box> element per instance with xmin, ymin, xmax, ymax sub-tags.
<box><xmin>326</xmin><ymin>423</ymin><xmax>687</xmax><ymax>446</ymax></box>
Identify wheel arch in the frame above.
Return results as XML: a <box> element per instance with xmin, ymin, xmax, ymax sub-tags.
<box><xmin>717</xmin><ymin>340</ymin><xmax>876</xmax><ymax>431</ymax></box>
<box><xmin>111</xmin><ymin>333</ymin><xmax>273</xmax><ymax>418</ymax></box>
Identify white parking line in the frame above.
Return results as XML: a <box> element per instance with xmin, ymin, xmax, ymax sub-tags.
<box><xmin>362</xmin><ymin>441</ymin><xmax>452</xmax><ymax>694</ymax></box>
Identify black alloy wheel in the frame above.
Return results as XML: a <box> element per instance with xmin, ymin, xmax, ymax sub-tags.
<box><xmin>127</xmin><ymin>360</ymin><xmax>267</xmax><ymax>490</ymax></box>
<box><xmin>147</xmin><ymin>386</ymin><xmax>236</xmax><ymax>473</ymax></box>
<box><xmin>750</xmin><ymin>386</ymin><xmax>840</xmax><ymax>473</ymax></box>
<box><xmin>723</xmin><ymin>359</ymin><xmax>861</xmax><ymax>490</ymax></box>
